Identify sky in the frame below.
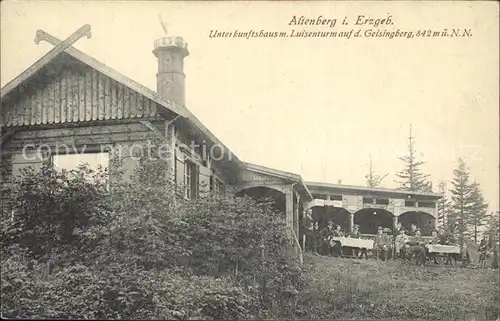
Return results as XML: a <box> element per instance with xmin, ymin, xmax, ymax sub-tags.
<box><xmin>1</xmin><ymin>1</ymin><xmax>499</xmax><ymax>212</ymax></box>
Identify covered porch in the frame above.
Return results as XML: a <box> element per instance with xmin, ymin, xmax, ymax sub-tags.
<box><xmin>232</xmin><ymin>162</ymin><xmax>313</xmax><ymax>258</ymax></box>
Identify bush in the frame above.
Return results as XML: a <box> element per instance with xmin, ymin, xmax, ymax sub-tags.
<box><xmin>1</xmin><ymin>153</ymin><xmax>303</xmax><ymax>319</ymax></box>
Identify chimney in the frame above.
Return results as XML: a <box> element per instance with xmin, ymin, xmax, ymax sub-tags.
<box><xmin>153</xmin><ymin>36</ymin><xmax>189</xmax><ymax>106</ymax></box>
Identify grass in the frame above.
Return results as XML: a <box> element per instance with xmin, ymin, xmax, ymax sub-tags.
<box><xmin>295</xmin><ymin>254</ymin><xmax>500</xmax><ymax>320</ymax></box>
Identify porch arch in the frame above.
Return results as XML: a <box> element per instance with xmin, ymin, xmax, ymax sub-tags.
<box><xmin>311</xmin><ymin>206</ymin><xmax>351</xmax><ymax>232</ymax></box>
<box><xmin>354</xmin><ymin>208</ymin><xmax>394</xmax><ymax>235</ymax></box>
<box><xmin>398</xmin><ymin>211</ymin><xmax>436</xmax><ymax>236</ymax></box>
<box><xmin>235</xmin><ymin>186</ymin><xmax>286</xmax><ymax>215</ymax></box>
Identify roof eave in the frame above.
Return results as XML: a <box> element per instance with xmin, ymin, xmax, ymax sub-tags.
<box><xmin>306</xmin><ymin>181</ymin><xmax>444</xmax><ymax>198</ymax></box>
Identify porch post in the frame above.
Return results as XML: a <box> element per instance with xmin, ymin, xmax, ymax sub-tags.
<box><xmin>393</xmin><ymin>215</ymin><xmax>398</xmax><ymax>231</ymax></box>
<box><xmin>349</xmin><ymin>212</ymin><xmax>354</xmax><ymax>233</ymax></box>
<box><xmin>294</xmin><ymin>191</ymin><xmax>300</xmax><ymax>240</ymax></box>
<box><xmin>285</xmin><ymin>187</ymin><xmax>293</xmax><ymax>233</ymax></box>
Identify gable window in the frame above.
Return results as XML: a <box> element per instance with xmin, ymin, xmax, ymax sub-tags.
<box><xmin>211</xmin><ymin>175</ymin><xmax>224</xmax><ymax>195</ymax></box>
<box><xmin>52</xmin><ymin>152</ymin><xmax>109</xmax><ymax>187</ymax></box>
<box><xmin>184</xmin><ymin>160</ymin><xmax>198</xmax><ymax>200</ymax></box>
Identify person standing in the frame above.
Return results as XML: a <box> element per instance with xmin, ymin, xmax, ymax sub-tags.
<box><xmin>304</xmin><ymin>220</ymin><xmax>317</xmax><ymax>255</ymax></box>
<box><xmin>492</xmin><ymin>241</ymin><xmax>499</xmax><ymax>269</ymax></box>
<box><xmin>382</xmin><ymin>228</ymin><xmax>393</xmax><ymax>260</ymax></box>
<box><xmin>332</xmin><ymin>224</ymin><xmax>344</xmax><ymax>257</ymax></box>
<box><xmin>395</xmin><ymin>229</ymin><xmax>408</xmax><ymax>261</ymax></box>
<box><xmin>313</xmin><ymin>222</ymin><xmax>320</xmax><ymax>255</ymax></box>
<box><xmin>478</xmin><ymin>236</ymin><xmax>489</xmax><ymax>269</ymax></box>
<box><xmin>393</xmin><ymin>221</ymin><xmax>403</xmax><ymax>258</ymax></box>
<box><xmin>350</xmin><ymin>224</ymin><xmax>361</xmax><ymax>258</ymax></box>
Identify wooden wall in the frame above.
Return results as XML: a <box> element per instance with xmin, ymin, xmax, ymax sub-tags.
<box><xmin>1</xmin><ymin>57</ymin><xmax>236</xmax><ymax>199</ymax></box>
<box><xmin>2</xmin><ymin>61</ymin><xmax>158</xmax><ymax>127</ymax></box>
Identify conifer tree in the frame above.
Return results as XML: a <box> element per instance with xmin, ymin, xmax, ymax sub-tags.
<box><xmin>436</xmin><ymin>181</ymin><xmax>452</xmax><ymax>228</ymax></box>
<box><xmin>449</xmin><ymin>158</ymin><xmax>473</xmax><ymax>246</ymax></box>
<box><xmin>466</xmin><ymin>181</ymin><xmax>489</xmax><ymax>243</ymax></box>
<box><xmin>395</xmin><ymin>125</ymin><xmax>432</xmax><ymax>192</ymax></box>
<box><xmin>486</xmin><ymin>211</ymin><xmax>500</xmax><ymax>244</ymax></box>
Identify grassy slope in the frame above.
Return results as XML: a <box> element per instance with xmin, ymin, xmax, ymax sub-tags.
<box><xmin>296</xmin><ymin>254</ymin><xmax>499</xmax><ymax>320</ymax></box>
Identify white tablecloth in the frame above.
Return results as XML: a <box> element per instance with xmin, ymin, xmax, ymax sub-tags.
<box><xmin>332</xmin><ymin>237</ymin><xmax>374</xmax><ymax>250</ymax></box>
<box><xmin>426</xmin><ymin>244</ymin><xmax>461</xmax><ymax>254</ymax></box>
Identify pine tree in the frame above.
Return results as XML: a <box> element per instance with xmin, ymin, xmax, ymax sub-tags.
<box><xmin>395</xmin><ymin>125</ymin><xmax>432</xmax><ymax>192</ymax></box>
<box><xmin>486</xmin><ymin>211</ymin><xmax>500</xmax><ymax>269</ymax></box>
<box><xmin>436</xmin><ymin>181</ymin><xmax>452</xmax><ymax>228</ymax></box>
<box><xmin>466</xmin><ymin>181</ymin><xmax>489</xmax><ymax>243</ymax></box>
<box><xmin>486</xmin><ymin>211</ymin><xmax>500</xmax><ymax>244</ymax></box>
<box><xmin>365</xmin><ymin>154</ymin><xmax>388</xmax><ymax>188</ymax></box>
<box><xmin>449</xmin><ymin>158</ymin><xmax>474</xmax><ymax>246</ymax></box>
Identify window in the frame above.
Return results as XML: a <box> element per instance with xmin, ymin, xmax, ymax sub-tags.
<box><xmin>330</xmin><ymin>195</ymin><xmax>342</xmax><ymax>201</ymax></box>
<box><xmin>375</xmin><ymin>198</ymin><xmax>389</xmax><ymax>205</ymax></box>
<box><xmin>52</xmin><ymin>152</ymin><xmax>109</xmax><ymax>174</ymax></box>
<box><xmin>184</xmin><ymin>160</ymin><xmax>198</xmax><ymax>200</ymax></box>
<box><xmin>1</xmin><ymin>153</ymin><xmax>12</xmax><ymax>182</ymax></box>
<box><xmin>363</xmin><ymin>197</ymin><xmax>374</xmax><ymax>204</ymax></box>
<box><xmin>52</xmin><ymin>152</ymin><xmax>109</xmax><ymax>188</ymax></box>
<box><xmin>212</xmin><ymin>176</ymin><xmax>224</xmax><ymax>195</ymax></box>
<box><xmin>418</xmin><ymin>201</ymin><xmax>435</xmax><ymax>208</ymax></box>
<box><xmin>405</xmin><ymin>200</ymin><xmax>416</xmax><ymax>207</ymax></box>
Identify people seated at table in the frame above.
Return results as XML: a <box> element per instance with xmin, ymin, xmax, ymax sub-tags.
<box><xmin>426</xmin><ymin>229</ymin><xmax>440</xmax><ymax>264</ymax></box>
<box><xmin>320</xmin><ymin>221</ymin><xmax>335</xmax><ymax>256</ymax></box>
<box><xmin>374</xmin><ymin>226</ymin><xmax>391</xmax><ymax>261</ymax></box>
<box><xmin>333</xmin><ymin>224</ymin><xmax>344</xmax><ymax>237</ymax></box>
<box><xmin>330</xmin><ymin>224</ymin><xmax>344</xmax><ymax>256</ymax></box>
<box><xmin>406</xmin><ymin>229</ymin><xmax>426</xmax><ymax>265</ymax></box>
<box><xmin>437</xmin><ymin>228</ymin><xmax>458</xmax><ymax>265</ymax></box>
<box><xmin>348</xmin><ymin>224</ymin><xmax>368</xmax><ymax>259</ymax></box>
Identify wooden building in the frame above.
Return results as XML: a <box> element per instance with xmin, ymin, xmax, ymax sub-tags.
<box><xmin>1</xmin><ymin>27</ymin><xmax>442</xmax><ymax>259</ymax></box>
<box><xmin>0</xmin><ymin>29</ymin><xmax>311</xmax><ymax>258</ymax></box>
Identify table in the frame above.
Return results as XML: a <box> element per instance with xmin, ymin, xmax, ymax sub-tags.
<box><xmin>331</xmin><ymin>237</ymin><xmax>374</xmax><ymax>250</ymax></box>
<box><xmin>426</xmin><ymin>244</ymin><xmax>461</xmax><ymax>254</ymax></box>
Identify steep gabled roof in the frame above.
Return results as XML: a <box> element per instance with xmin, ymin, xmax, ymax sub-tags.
<box><xmin>0</xmin><ymin>37</ymin><xmax>244</xmax><ymax>168</ymax></box>
<box><xmin>244</xmin><ymin>162</ymin><xmax>313</xmax><ymax>200</ymax></box>
<box><xmin>1</xmin><ymin>40</ymin><xmax>188</xmax><ymax>118</ymax></box>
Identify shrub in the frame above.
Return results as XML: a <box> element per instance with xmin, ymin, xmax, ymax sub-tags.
<box><xmin>1</xmin><ymin>152</ymin><xmax>303</xmax><ymax>319</ymax></box>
